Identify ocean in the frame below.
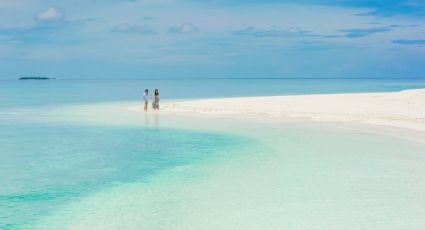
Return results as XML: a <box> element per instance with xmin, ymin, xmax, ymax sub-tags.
<box><xmin>1</xmin><ymin>78</ymin><xmax>425</xmax><ymax>229</ymax></box>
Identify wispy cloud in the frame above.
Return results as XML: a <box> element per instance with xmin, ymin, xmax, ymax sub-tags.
<box><xmin>112</xmin><ymin>23</ymin><xmax>155</xmax><ymax>34</ymax></box>
<box><xmin>0</xmin><ymin>26</ymin><xmax>81</xmax><ymax>46</ymax></box>
<box><xmin>197</xmin><ymin>0</ymin><xmax>425</xmax><ymax>17</ymax></box>
<box><xmin>0</xmin><ymin>7</ymin><xmax>83</xmax><ymax>46</ymax></box>
<box><xmin>35</xmin><ymin>7</ymin><xmax>64</xmax><ymax>24</ymax></box>
<box><xmin>393</xmin><ymin>39</ymin><xmax>425</xmax><ymax>45</ymax></box>
<box><xmin>389</xmin><ymin>24</ymin><xmax>419</xmax><ymax>28</ymax></box>
<box><xmin>143</xmin><ymin>16</ymin><xmax>155</xmax><ymax>21</ymax></box>
<box><xmin>168</xmin><ymin>23</ymin><xmax>199</xmax><ymax>34</ymax></box>
<box><xmin>353</xmin><ymin>2</ymin><xmax>425</xmax><ymax>17</ymax></box>
<box><xmin>340</xmin><ymin>27</ymin><xmax>391</xmax><ymax>38</ymax></box>
<box><xmin>233</xmin><ymin>27</ymin><xmax>312</xmax><ymax>38</ymax></box>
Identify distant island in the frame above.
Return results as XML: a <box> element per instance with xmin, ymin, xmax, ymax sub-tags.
<box><xmin>19</xmin><ymin>77</ymin><xmax>56</xmax><ymax>80</ymax></box>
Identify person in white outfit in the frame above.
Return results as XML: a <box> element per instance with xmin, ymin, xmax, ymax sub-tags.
<box><xmin>143</xmin><ymin>89</ymin><xmax>149</xmax><ymax>112</ymax></box>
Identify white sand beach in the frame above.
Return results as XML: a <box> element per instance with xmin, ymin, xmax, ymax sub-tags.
<box><xmin>163</xmin><ymin>89</ymin><xmax>425</xmax><ymax>132</ymax></box>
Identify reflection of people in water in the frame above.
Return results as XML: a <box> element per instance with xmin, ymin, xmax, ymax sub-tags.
<box><xmin>152</xmin><ymin>89</ymin><xmax>160</xmax><ymax>110</ymax></box>
<box><xmin>143</xmin><ymin>89</ymin><xmax>149</xmax><ymax>112</ymax></box>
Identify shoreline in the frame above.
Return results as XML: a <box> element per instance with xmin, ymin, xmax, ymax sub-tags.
<box><xmin>161</xmin><ymin>88</ymin><xmax>425</xmax><ymax>132</ymax></box>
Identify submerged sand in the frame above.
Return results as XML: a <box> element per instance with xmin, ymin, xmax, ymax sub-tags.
<box><xmin>33</xmin><ymin>111</ymin><xmax>425</xmax><ymax>230</ymax></box>
<box><xmin>163</xmin><ymin>89</ymin><xmax>425</xmax><ymax>132</ymax></box>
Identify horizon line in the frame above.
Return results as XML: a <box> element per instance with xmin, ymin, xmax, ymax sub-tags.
<box><xmin>2</xmin><ymin>77</ymin><xmax>425</xmax><ymax>81</ymax></box>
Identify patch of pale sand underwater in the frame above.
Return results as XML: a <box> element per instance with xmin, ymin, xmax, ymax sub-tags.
<box><xmin>29</xmin><ymin>103</ymin><xmax>425</xmax><ymax>230</ymax></box>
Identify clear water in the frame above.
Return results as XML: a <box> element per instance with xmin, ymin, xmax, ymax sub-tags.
<box><xmin>0</xmin><ymin>116</ymin><xmax>254</xmax><ymax>229</ymax></box>
<box><xmin>1</xmin><ymin>78</ymin><xmax>425</xmax><ymax>229</ymax></box>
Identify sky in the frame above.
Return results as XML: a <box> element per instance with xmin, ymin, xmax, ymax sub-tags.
<box><xmin>0</xmin><ymin>0</ymin><xmax>424</xmax><ymax>79</ymax></box>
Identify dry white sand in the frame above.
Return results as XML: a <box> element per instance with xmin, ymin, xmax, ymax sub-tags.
<box><xmin>163</xmin><ymin>89</ymin><xmax>425</xmax><ymax>132</ymax></box>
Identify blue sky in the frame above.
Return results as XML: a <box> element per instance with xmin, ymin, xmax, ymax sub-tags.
<box><xmin>0</xmin><ymin>0</ymin><xmax>424</xmax><ymax>79</ymax></box>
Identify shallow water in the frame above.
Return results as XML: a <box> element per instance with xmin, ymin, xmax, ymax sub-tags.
<box><xmin>1</xmin><ymin>102</ymin><xmax>425</xmax><ymax>229</ymax></box>
<box><xmin>0</xmin><ymin>116</ymin><xmax>256</xmax><ymax>229</ymax></box>
<box><xmin>1</xmin><ymin>79</ymin><xmax>425</xmax><ymax>229</ymax></box>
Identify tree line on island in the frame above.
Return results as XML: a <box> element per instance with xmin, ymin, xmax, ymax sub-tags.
<box><xmin>18</xmin><ymin>77</ymin><xmax>56</xmax><ymax>80</ymax></box>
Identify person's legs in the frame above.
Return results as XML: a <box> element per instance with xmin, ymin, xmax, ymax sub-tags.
<box><xmin>144</xmin><ymin>101</ymin><xmax>148</xmax><ymax>111</ymax></box>
<box><xmin>152</xmin><ymin>102</ymin><xmax>158</xmax><ymax>110</ymax></box>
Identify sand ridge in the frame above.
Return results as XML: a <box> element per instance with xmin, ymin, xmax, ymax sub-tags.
<box><xmin>162</xmin><ymin>89</ymin><xmax>425</xmax><ymax>132</ymax></box>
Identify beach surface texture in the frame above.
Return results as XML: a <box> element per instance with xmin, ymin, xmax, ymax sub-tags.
<box><xmin>163</xmin><ymin>88</ymin><xmax>425</xmax><ymax>132</ymax></box>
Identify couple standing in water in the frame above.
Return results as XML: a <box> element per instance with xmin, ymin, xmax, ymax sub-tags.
<box><xmin>143</xmin><ymin>89</ymin><xmax>160</xmax><ymax>111</ymax></box>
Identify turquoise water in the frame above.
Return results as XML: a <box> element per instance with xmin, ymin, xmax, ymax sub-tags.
<box><xmin>0</xmin><ymin>118</ymin><xmax>253</xmax><ymax>228</ymax></box>
<box><xmin>1</xmin><ymin>78</ymin><xmax>425</xmax><ymax>229</ymax></box>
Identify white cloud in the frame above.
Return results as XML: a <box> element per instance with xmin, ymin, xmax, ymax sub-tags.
<box><xmin>234</xmin><ymin>26</ymin><xmax>312</xmax><ymax>38</ymax></box>
<box><xmin>168</xmin><ymin>23</ymin><xmax>199</xmax><ymax>34</ymax></box>
<box><xmin>35</xmin><ymin>7</ymin><xmax>63</xmax><ymax>23</ymax></box>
